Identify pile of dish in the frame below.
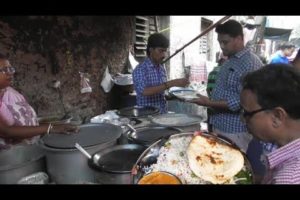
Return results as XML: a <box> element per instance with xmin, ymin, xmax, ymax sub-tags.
<box><xmin>169</xmin><ymin>88</ymin><xmax>199</xmax><ymax>101</ymax></box>
<box><xmin>111</xmin><ymin>74</ymin><xmax>133</xmax><ymax>86</ymax></box>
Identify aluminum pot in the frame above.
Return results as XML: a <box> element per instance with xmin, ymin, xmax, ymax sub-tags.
<box><xmin>39</xmin><ymin>123</ymin><xmax>122</xmax><ymax>184</ymax></box>
<box><xmin>0</xmin><ymin>144</ymin><xmax>46</xmax><ymax>184</ymax></box>
<box><xmin>41</xmin><ymin>141</ymin><xmax>115</xmax><ymax>184</ymax></box>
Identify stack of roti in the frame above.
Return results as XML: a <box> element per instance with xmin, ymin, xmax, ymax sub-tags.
<box><xmin>187</xmin><ymin>135</ymin><xmax>244</xmax><ymax>184</ymax></box>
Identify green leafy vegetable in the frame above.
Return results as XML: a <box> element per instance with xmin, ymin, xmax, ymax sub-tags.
<box><xmin>234</xmin><ymin>169</ymin><xmax>252</xmax><ymax>184</ymax></box>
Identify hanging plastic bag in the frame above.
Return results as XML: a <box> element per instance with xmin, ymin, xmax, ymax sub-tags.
<box><xmin>128</xmin><ymin>51</ymin><xmax>139</xmax><ymax>71</ymax></box>
<box><xmin>79</xmin><ymin>72</ymin><xmax>92</xmax><ymax>93</ymax></box>
<box><xmin>100</xmin><ymin>66</ymin><xmax>114</xmax><ymax>93</ymax></box>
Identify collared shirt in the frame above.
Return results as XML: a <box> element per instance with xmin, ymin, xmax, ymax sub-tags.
<box><xmin>263</xmin><ymin>138</ymin><xmax>300</xmax><ymax>184</ymax></box>
<box><xmin>132</xmin><ymin>57</ymin><xmax>167</xmax><ymax>113</ymax></box>
<box><xmin>206</xmin><ymin>65</ymin><xmax>221</xmax><ymax>98</ymax></box>
<box><xmin>262</xmin><ymin>141</ymin><xmax>278</xmax><ymax>153</ymax></box>
<box><xmin>210</xmin><ymin>48</ymin><xmax>263</xmax><ymax>133</ymax></box>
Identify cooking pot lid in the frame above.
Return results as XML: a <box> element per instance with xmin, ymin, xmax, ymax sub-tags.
<box><xmin>94</xmin><ymin>144</ymin><xmax>145</xmax><ymax>173</ymax></box>
<box><xmin>150</xmin><ymin>113</ymin><xmax>203</xmax><ymax>127</ymax></box>
<box><xmin>117</xmin><ymin>106</ymin><xmax>159</xmax><ymax>118</ymax></box>
<box><xmin>41</xmin><ymin>123</ymin><xmax>122</xmax><ymax>149</ymax></box>
<box><xmin>128</xmin><ymin>126</ymin><xmax>181</xmax><ymax>146</ymax></box>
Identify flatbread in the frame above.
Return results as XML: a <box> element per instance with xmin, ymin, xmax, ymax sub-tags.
<box><xmin>187</xmin><ymin>135</ymin><xmax>244</xmax><ymax>184</ymax></box>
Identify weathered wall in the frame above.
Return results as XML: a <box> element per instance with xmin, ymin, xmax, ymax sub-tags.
<box><xmin>0</xmin><ymin>16</ymin><xmax>135</xmax><ymax>122</ymax></box>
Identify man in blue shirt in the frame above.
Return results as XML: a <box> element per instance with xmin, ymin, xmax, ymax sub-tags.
<box><xmin>189</xmin><ymin>20</ymin><xmax>263</xmax><ymax>153</ymax></box>
<box><xmin>132</xmin><ymin>33</ymin><xmax>189</xmax><ymax>113</ymax></box>
<box><xmin>269</xmin><ymin>42</ymin><xmax>295</xmax><ymax>64</ymax></box>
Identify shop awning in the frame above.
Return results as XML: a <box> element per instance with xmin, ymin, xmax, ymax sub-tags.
<box><xmin>264</xmin><ymin>27</ymin><xmax>293</xmax><ymax>41</ymax></box>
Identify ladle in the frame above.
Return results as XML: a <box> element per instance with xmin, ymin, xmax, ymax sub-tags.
<box><xmin>75</xmin><ymin>143</ymin><xmax>92</xmax><ymax>159</ymax></box>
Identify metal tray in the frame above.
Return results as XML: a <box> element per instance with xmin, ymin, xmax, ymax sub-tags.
<box><xmin>169</xmin><ymin>88</ymin><xmax>199</xmax><ymax>101</ymax></box>
<box><xmin>150</xmin><ymin>113</ymin><xmax>203</xmax><ymax>127</ymax></box>
<box><xmin>131</xmin><ymin>132</ymin><xmax>254</xmax><ymax>184</ymax></box>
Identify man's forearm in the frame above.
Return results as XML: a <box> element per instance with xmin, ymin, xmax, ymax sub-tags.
<box><xmin>206</xmin><ymin>100</ymin><xmax>229</xmax><ymax>110</ymax></box>
<box><xmin>142</xmin><ymin>83</ymin><xmax>168</xmax><ymax>96</ymax></box>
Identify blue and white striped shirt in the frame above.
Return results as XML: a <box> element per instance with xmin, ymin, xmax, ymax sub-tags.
<box><xmin>210</xmin><ymin>48</ymin><xmax>263</xmax><ymax>133</ymax></box>
<box><xmin>132</xmin><ymin>57</ymin><xmax>167</xmax><ymax>113</ymax></box>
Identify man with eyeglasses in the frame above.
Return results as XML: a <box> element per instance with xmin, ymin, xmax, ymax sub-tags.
<box><xmin>132</xmin><ymin>33</ymin><xmax>189</xmax><ymax>114</ymax></box>
<box><xmin>189</xmin><ymin>20</ymin><xmax>263</xmax><ymax>153</ymax></box>
<box><xmin>240</xmin><ymin>64</ymin><xmax>300</xmax><ymax>184</ymax></box>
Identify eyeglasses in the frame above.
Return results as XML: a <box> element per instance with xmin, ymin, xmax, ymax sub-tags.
<box><xmin>0</xmin><ymin>66</ymin><xmax>15</xmax><ymax>74</ymax></box>
<box><xmin>240</xmin><ymin>107</ymin><xmax>271</xmax><ymax>122</ymax></box>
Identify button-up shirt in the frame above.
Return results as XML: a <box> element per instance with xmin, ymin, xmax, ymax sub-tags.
<box><xmin>210</xmin><ymin>48</ymin><xmax>263</xmax><ymax>133</ymax></box>
<box><xmin>132</xmin><ymin>57</ymin><xmax>167</xmax><ymax>113</ymax></box>
<box><xmin>263</xmin><ymin>138</ymin><xmax>300</xmax><ymax>184</ymax></box>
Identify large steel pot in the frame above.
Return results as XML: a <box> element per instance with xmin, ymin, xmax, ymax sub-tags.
<box><xmin>0</xmin><ymin>144</ymin><xmax>46</xmax><ymax>184</ymax></box>
<box><xmin>88</xmin><ymin>144</ymin><xmax>146</xmax><ymax>184</ymax></box>
<box><xmin>39</xmin><ymin>123</ymin><xmax>122</xmax><ymax>184</ymax></box>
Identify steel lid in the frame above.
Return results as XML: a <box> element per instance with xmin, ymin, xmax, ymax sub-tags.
<box><xmin>94</xmin><ymin>144</ymin><xmax>146</xmax><ymax>173</ymax></box>
<box><xmin>150</xmin><ymin>113</ymin><xmax>203</xmax><ymax>127</ymax></box>
<box><xmin>117</xmin><ymin>106</ymin><xmax>159</xmax><ymax>118</ymax></box>
<box><xmin>41</xmin><ymin>123</ymin><xmax>122</xmax><ymax>149</ymax></box>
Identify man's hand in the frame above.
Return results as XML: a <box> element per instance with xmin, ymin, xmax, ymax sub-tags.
<box><xmin>168</xmin><ymin>78</ymin><xmax>190</xmax><ymax>88</ymax></box>
<box><xmin>187</xmin><ymin>94</ymin><xmax>210</xmax><ymax>106</ymax></box>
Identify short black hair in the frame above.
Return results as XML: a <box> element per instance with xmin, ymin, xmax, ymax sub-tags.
<box><xmin>146</xmin><ymin>33</ymin><xmax>169</xmax><ymax>55</ymax></box>
<box><xmin>242</xmin><ymin>64</ymin><xmax>300</xmax><ymax>119</ymax></box>
<box><xmin>215</xmin><ymin>19</ymin><xmax>243</xmax><ymax>38</ymax></box>
<box><xmin>278</xmin><ymin>42</ymin><xmax>295</xmax><ymax>50</ymax></box>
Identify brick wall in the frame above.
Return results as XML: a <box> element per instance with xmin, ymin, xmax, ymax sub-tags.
<box><xmin>0</xmin><ymin>16</ymin><xmax>135</xmax><ymax>122</ymax></box>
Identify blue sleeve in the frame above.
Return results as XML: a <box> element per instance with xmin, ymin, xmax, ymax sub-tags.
<box><xmin>270</xmin><ymin>56</ymin><xmax>280</xmax><ymax>64</ymax></box>
<box><xmin>132</xmin><ymin>66</ymin><xmax>146</xmax><ymax>96</ymax></box>
<box><xmin>223</xmin><ymin>68</ymin><xmax>242</xmax><ymax>112</ymax></box>
<box><xmin>227</xmin><ymin>89</ymin><xmax>241</xmax><ymax>112</ymax></box>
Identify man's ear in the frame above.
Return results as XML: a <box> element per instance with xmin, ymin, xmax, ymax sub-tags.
<box><xmin>234</xmin><ymin>35</ymin><xmax>243</xmax><ymax>42</ymax></box>
<box><xmin>271</xmin><ymin>107</ymin><xmax>287</xmax><ymax>128</ymax></box>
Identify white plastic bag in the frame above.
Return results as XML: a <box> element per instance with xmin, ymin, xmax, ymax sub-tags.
<box><xmin>79</xmin><ymin>72</ymin><xmax>92</xmax><ymax>93</ymax></box>
<box><xmin>100</xmin><ymin>66</ymin><xmax>114</xmax><ymax>93</ymax></box>
<box><xmin>128</xmin><ymin>52</ymin><xmax>139</xmax><ymax>71</ymax></box>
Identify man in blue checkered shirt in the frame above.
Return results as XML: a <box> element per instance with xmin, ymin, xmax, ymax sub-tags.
<box><xmin>189</xmin><ymin>20</ymin><xmax>263</xmax><ymax>153</ymax></box>
<box><xmin>132</xmin><ymin>33</ymin><xmax>189</xmax><ymax>113</ymax></box>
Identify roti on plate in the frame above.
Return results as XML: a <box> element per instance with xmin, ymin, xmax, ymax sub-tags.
<box><xmin>187</xmin><ymin>135</ymin><xmax>244</xmax><ymax>184</ymax></box>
